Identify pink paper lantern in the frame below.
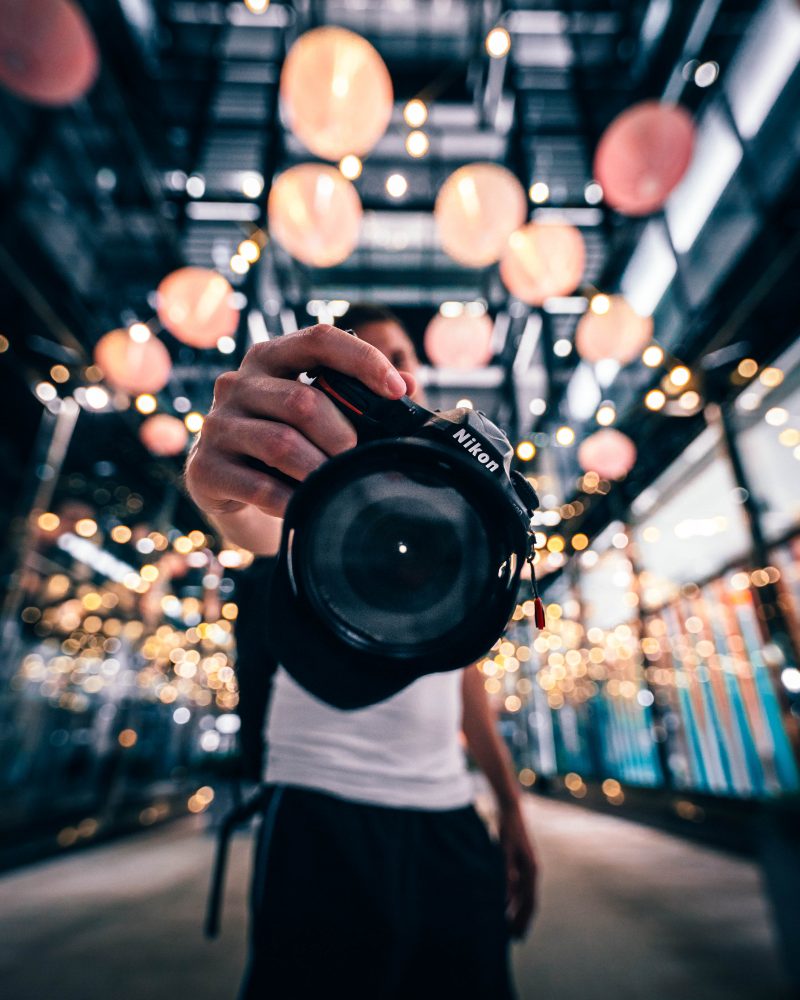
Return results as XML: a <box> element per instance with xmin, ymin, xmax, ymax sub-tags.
<box><xmin>268</xmin><ymin>164</ymin><xmax>362</xmax><ymax>267</ymax></box>
<box><xmin>156</xmin><ymin>268</ymin><xmax>239</xmax><ymax>349</ymax></box>
<box><xmin>578</xmin><ymin>429</ymin><xmax>637</xmax><ymax>480</ymax></box>
<box><xmin>94</xmin><ymin>329</ymin><xmax>172</xmax><ymax>395</ymax></box>
<box><xmin>424</xmin><ymin>313</ymin><xmax>494</xmax><ymax>369</ymax></box>
<box><xmin>499</xmin><ymin>222</ymin><xmax>586</xmax><ymax>305</ymax></box>
<box><xmin>0</xmin><ymin>0</ymin><xmax>98</xmax><ymax>106</ymax></box>
<box><xmin>139</xmin><ymin>414</ymin><xmax>189</xmax><ymax>457</ymax></box>
<box><xmin>280</xmin><ymin>26</ymin><xmax>393</xmax><ymax>161</ymax></box>
<box><xmin>435</xmin><ymin>164</ymin><xmax>528</xmax><ymax>268</ymax></box>
<box><xmin>575</xmin><ymin>295</ymin><xmax>653</xmax><ymax>365</ymax></box>
<box><xmin>593</xmin><ymin>101</ymin><xmax>695</xmax><ymax>216</ymax></box>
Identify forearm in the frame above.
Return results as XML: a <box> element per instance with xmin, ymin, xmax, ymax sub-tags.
<box><xmin>462</xmin><ymin>666</ymin><xmax>521</xmax><ymax>813</ymax></box>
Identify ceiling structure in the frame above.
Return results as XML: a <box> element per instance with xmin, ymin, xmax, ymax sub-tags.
<box><xmin>1</xmin><ymin>0</ymin><xmax>799</xmax><ymax>595</ymax></box>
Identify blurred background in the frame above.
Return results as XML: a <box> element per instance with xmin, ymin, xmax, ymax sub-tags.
<box><xmin>1</xmin><ymin>0</ymin><xmax>800</xmax><ymax>998</ymax></box>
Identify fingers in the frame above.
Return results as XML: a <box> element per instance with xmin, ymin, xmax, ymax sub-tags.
<box><xmin>204</xmin><ymin>413</ymin><xmax>328</xmax><ymax>484</ymax></box>
<box><xmin>219</xmin><ymin>373</ymin><xmax>358</xmax><ymax>457</ymax></box>
<box><xmin>187</xmin><ymin>451</ymin><xmax>294</xmax><ymax>520</ymax></box>
<box><xmin>398</xmin><ymin>370</ymin><xmax>417</xmax><ymax>398</ymax></box>
<box><xmin>242</xmin><ymin>324</ymin><xmax>408</xmax><ymax>398</ymax></box>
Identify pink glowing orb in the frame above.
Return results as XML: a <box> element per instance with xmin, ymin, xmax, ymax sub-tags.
<box><xmin>578</xmin><ymin>429</ymin><xmax>637</xmax><ymax>480</ymax></box>
<box><xmin>268</xmin><ymin>163</ymin><xmax>362</xmax><ymax>267</ymax></box>
<box><xmin>156</xmin><ymin>268</ymin><xmax>239</xmax><ymax>349</ymax></box>
<box><xmin>280</xmin><ymin>26</ymin><xmax>393</xmax><ymax>161</ymax></box>
<box><xmin>424</xmin><ymin>312</ymin><xmax>494</xmax><ymax>369</ymax></box>
<box><xmin>593</xmin><ymin>101</ymin><xmax>695</xmax><ymax>216</ymax></box>
<box><xmin>499</xmin><ymin>222</ymin><xmax>586</xmax><ymax>305</ymax></box>
<box><xmin>0</xmin><ymin>0</ymin><xmax>98</xmax><ymax>106</ymax></box>
<box><xmin>139</xmin><ymin>414</ymin><xmax>189</xmax><ymax>457</ymax></box>
<box><xmin>435</xmin><ymin>163</ymin><xmax>528</xmax><ymax>268</ymax></box>
<box><xmin>94</xmin><ymin>329</ymin><xmax>172</xmax><ymax>395</ymax></box>
<box><xmin>575</xmin><ymin>295</ymin><xmax>653</xmax><ymax>365</ymax></box>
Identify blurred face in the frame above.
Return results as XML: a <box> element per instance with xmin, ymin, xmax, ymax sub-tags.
<box><xmin>353</xmin><ymin>320</ymin><xmax>424</xmax><ymax>402</ymax></box>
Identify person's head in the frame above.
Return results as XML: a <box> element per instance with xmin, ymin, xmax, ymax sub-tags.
<box><xmin>344</xmin><ymin>303</ymin><xmax>420</xmax><ymax>381</ymax></box>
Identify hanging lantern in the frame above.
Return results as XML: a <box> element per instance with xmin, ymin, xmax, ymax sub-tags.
<box><xmin>139</xmin><ymin>414</ymin><xmax>189</xmax><ymax>457</ymax></box>
<box><xmin>575</xmin><ymin>295</ymin><xmax>653</xmax><ymax>365</ymax></box>
<box><xmin>593</xmin><ymin>101</ymin><xmax>695</xmax><ymax>216</ymax></box>
<box><xmin>94</xmin><ymin>329</ymin><xmax>172</xmax><ymax>395</ymax></box>
<box><xmin>578</xmin><ymin>429</ymin><xmax>637</xmax><ymax>480</ymax></box>
<box><xmin>424</xmin><ymin>313</ymin><xmax>493</xmax><ymax>369</ymax></box>
<box><xmin>499</xmin><ymin>222</ymin><xmax>585</xmax><ymax>305</ymax></box>
<box><xmin>268</xmin><ymin>163</ymin><xmax>362</xmax><ymax>267</ymax></box>
<box><xmin>0</xmin><ymin>0</ymin><xmax>99</xmax><ymax>106</ymax></box>
<box><xmin>280</xmin><ymin>26</ymin><xmax>393</xmax><ymax>161</ymax></box>
<box><xmin>156</xmin><ymin>268</ymin><xmax>239</xmax><ymax>349</ymax></box>
<box><xmin>435</xmin><ymin>163</ymin><xmax>527</xmax><ymax>268</ymax></box>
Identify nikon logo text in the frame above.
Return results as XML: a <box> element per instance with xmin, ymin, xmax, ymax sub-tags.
<box><xmin>452</xmin><ymin>428</ymin><xmax>500</xmax><ymax>472</ymax></box>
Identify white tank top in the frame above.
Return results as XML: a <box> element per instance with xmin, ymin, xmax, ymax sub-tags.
<box><xmin>263</xmin><ymin>665</ymin><xmax>473</xmax><ymax>810</ymax></box>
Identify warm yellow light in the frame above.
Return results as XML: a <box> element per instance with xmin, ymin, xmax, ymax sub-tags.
<box><xmin>238</xmin><ymin>239</ymin><xmax>261</xmax><ymax>263</ymax></box>
<box><xmin>0</xmin><ymin>335</ymin><xmax>8</xmax><ymax>353</ymax></box>
<box><xmin>516</xmin><ymin>440</ymin><xmax>536</xmax><ymax>461</ymax></box>
<box><xmin>547</xmin><ymin>535</ymin><xmax>565</xmax><ymax>553</ymax></box>
<box><xmin>111</xmin><ymin>525</ymin><xmax>132</xmax><ymax>544</ymax></box>
<box><xmin>669</xmin><ymin>365</ymin><xmax>691</xmax><ymax>387</ymax></box>
<box><xmin>50</xmin><ymin>364</ymin><xmax>70</xmax><ymax>383</ymax></box>
<box><xmin>135</xmin><ymin>393</ymin><xmax>157</xmax><ymax>415</ymax></box>
<box><xmin>221</xmin><ymin>602</ymin><xmax>239</xmax><ymax>620</ymax></box>
<box><xmin>528</xmin><ymin>181</ymin><xmax>549</xmax><ymax>204</ymax></box>
<box><xmin>405</xmin><ymin>130</ymin><xmax>429</xmax><ymax>158</ymax></box>
<box><xmin>645</xmin><ymin>388</ymin><xmax>666</xmax><ymax>411</ymax></box>
<box><xmin>679</xmin><ymin>390</ymin><xmax>700</xmax><ymax>410</ymax></box>
<box><xmin>230</xmin><ymin>254</ymin><xmax>249</xmax><ymax>275</ymax></box>
<box><xmin>486</xmin><ymin>25</ymin><xmax>511</xmax><ymax>58</ymax></box>
<box><xmin>119</xmin><ymin>729</ymin><xmax>138</xmax><ymax>748</ymax></box>
<box><xmin>244</xmin><ymin>0</ymin><xmax>269</xmax><ymax>12</ymax></box>
<box><xmin>642</xmin><ymin>344</ymin><xmax>664</xmax><ymax>367</ymax></box>
<box><xmin>140</xmin><ymin>564</ymin><xmax>159</xmax><ymax>582</ymax></box>
<box><xmin>75</xmin><ymin>518</ymin><xmax>98</xmax><ymax>538</ymax></box>
<box><xmin>596</xmin><ymin>403</ymin><xmax>616</xmax><ymax>426</ymax></box>
<box><xmin>174</xmin><ymin>536</ymin><xmax>193</xmax><ymax>554</ymax></box>
<box><xmin>504</xmin><ymin>695</ymin><xmax>522</xmax><ymax>712</ymax></box>
<box><xmin>737</xmin><ymin>358</ymin><xmax>757</xmax><ymax>378</ymax></box>
<box><xmin>37</xmin><ymin>512</ymin><xmax>60</xmax><ymax>532</ymax></box>
<box><xmin>571</xmin><ymin>533</ymin><xmax>589</xmax><ymax>551</ymax></box>
<box><xmin>590</xmin><ymin>293</ymin><xmax>611</xmax><ymax>315</ymax></box>
<box><xmin>760</xmin><ymin>366</ymin><xmax>784</xmax><ymax>388</ymax></box>
<box><xmin>189</xmin><ymin>529</ymin><xmax>206</xmax><ymax>548</ymax></box>
<box><xmin>338</xmin><ymin>154</ymin><xmax>363</xmax><ymax>180</ymax></box>
<box><xmin>519</xmin><ymin>768</ymin><xmax>536</xmax><ymax>787</ymax></box>
<box><xmin>185</xmin><ymin>412</ymin><xmax>204</xmax><ymax>433</ymax></box>
<box><xmin>82</xmin><ymin>592</ymin><xmax>102</xmax><ymax>611</ymax></box>
<box><xmin>404</xmin><ymin>99</ymin><xmax>428</xmax><ymax>128</ymax></box>
<box><xmin>555</xmin><ymin>425</ymin><xmax>575</xmax><ymax>446</ymax></box>
<box><xmin>385</xmin><ymin>173</ymin><xmax>408</xmax><ymax>198</ymax></box>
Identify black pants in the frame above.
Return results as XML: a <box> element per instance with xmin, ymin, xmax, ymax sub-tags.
<box><xmin>239</xmin><ymin>784</ymin><xmax>515</xmax><ymax>999</ymax></box>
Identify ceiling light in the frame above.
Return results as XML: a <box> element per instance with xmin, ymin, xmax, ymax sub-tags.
<box><xmin>241</xmin><ymin>172</ymin><xmax>264</xmax><ymax>198</ymax></box>
<box><xmin>35</xmin><ymin>381</ymin><xmax>57</xmax><ymax>402</ymax></box>
<box><xmin>135</xmin><ymin>393</ymin><xmax>157</xmax><ymax>415</ymax></box>
<box><xmin>385</xmin><ymin>173</ymin><xmax>408</xmax><ymax>198</ymax></box>
<box><xmin>439</xmin><ymin>301</ymin><xmax>464</xmax><ymax>318</ymax></box>
<box><xmin>456</xmin><ymin>398</ymin><xmax>473</xmax><ymax>410</ymax></box>
<box><xmin>584</xmin><ymin>181</ymin><xmax>603</xmax><ymax>205</ymax></box>
<box><xmin>529</xmin><ymin>398</ymin><xmax>547</xmax><ymax>416</ymax></box>
<box><xmin>516</xmin><ymin>441</ymin><xmax>536</xmax><ymax>461</ymax></box>
<box><xmin>238</xmin><ymin>239</ymin><xmax>260</xmax><ymax>263</ymax></box>
<box><xmin>405</xmin><ymin>130</ymin><xmax>429</xmax><ymax>158</ymax></box>
<box><xmin>759</xmin><ymin>367</ymin><xmax>784</xmax><ymax>388</ymax></box>
<box><xmin>555</xmin><ymin>425</ymin><xmax>575</xmax><ymax>446</ymax></box>
<box><xmin>679</xmin><ymin>390</ymin><xmax>701</xmax><ymax>410</ymax></box>
<box><xmin>404</xmin><ymin>99</ymin><xmax>428</xmax><ymax>128</ymax></box>
<box><xmin>339</xmin><ymin>154</ymin><xmax>362</xmax><ymax>180</ymax></box>
<box><xmin>694</xmin><ymin>61</ymin><xmax>719</xmax><ymax>88</ymax></box>
<box><xmin>217</xmin><ymin>336</ymin><xmax>236</xmax><ymax>355</ymax></box>
<box><xmin>50</xmin><ymin>364</ymin><xmax>69</xmax><ymax>383</ymax></box>
<box><xmin>553</xmin><ymin>338</ymin><xmax>572</xmax><ymax>357</ymax></box>
<box><xmin>185</xmin><ymin>174</ymin><xmax>205</xmax><ymax>199</ymax></box>
<box><xmin>185</xmin><ymin>412</ymin><xmax>204</xmax><ymax>433</ymax></box>
<box><xmin>668</xmin><ymin>365</ymin><xmax>691</xmax><ymax>387</ymax></box>
<box><xmin>84</xmin><ymin>386</ymin><xmax>109</xmax><ymax>410</ymax></box>
<box><xmin>596</xmin><ymin>403</ymin><xmax>616</xmax><ymax>426</ymax></box>
<box><xmin>645</xmin><ymin>389</ymin><xmax>666</xmax><ymax>411</ymax></box>
<box><xmin>529</xmin><ymin>181</ymin><xmax>549</xmax><ymax>204</ymax></box>
<box><xmin>230</xmin><ymin>254</ymin><xmax>250</xmax><ymax>275</ymax></box>
<box><xmin>244</xmin><ymin>0</ymin><xmax>269</xmax><ymax>12</ymax></box>
<box><xmin>486</xmin><ymin>26</ymin><xmax>511</xmax><ymax>58</ymax></box>
<box><xmin>737</xmin><ymin>358</ymin><xmax>758</xmax><ymax>378</ymax></box>
<box><xmin>128</xmin><ymin>322</ymin><xmax>151</xmax><ymax>343</ymax></box>
<box><xmin>590</xmin><ymin>293</ymin><xmax>610</xmax><ymax>315</ymax></box>
<box><xmin>642</xmin><ymin>344</ymin><xmax>664</xmax><ymax>367</ymax></box>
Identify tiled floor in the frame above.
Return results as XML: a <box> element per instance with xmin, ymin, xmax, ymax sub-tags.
<box><xmin>0</xmin><ymin>796</ymin><xmax>791</xmax><ymax>999</ymax></box>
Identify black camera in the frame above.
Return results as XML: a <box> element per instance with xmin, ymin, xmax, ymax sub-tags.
<box><xmin>265</xmin><ymin>361</ymin><xmax>543</xmax><ymax>709</ymax></box>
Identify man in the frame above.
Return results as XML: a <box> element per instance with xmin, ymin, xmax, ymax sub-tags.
<box><xmin>185</xmin><ymin>305</ymin><xmax>538</xmax><ymax>998</ymax></box>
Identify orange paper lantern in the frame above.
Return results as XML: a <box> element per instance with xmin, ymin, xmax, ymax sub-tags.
<box><xmin>424</xmin><ymin>313</ymin><xmax>494</xmax><ymax>369</ymax></box>
<box><xmin>156</xmin><ymin>268</ymin><xmax>239</xmax><ymax>349</ymax></box>
<box><xmin>280</xmin><ymin>26</ymin><xmax>393</xmax><ymax>161</ymax></box>
<box><xmin>0</xmin><ymin>0</ymin><xmax>98</xmax><ymax>106</ymax></box>
<box><xmin>268</xmin><ymin>164</ymin><xmax>362</xmax><ymax>267</ymax></box>
<box><xmin>435</xmin><ymin>163</ymin><xmax>527</xmax><ymax>268</ymax></box>
<box><xmin>139</xmin><ymin>414</ymin><xmax>189</xmax><ymax>457</ymax></box>
<box><xmin>94</xmin><ymin>329</ymin><xmax>172</xmax><ymax>395</ymax></box>
<box><xmin>575</xmin><ymin>295</ymin><xmax>653</xmax><ymax>365</ymax></box>
<box><xmin>578</xmin><ymin>429</ymin><xmax>637</xmax><ymax>480</ymax></box>
<box><xmin>499</xmin><ymin>222</ymin><xmax>586</xmax><ymax>305</ymax></box>
<box><xmin>593</xmin><ymin>101</ymin><xmax>695</xmax><ymax>216</ymax></box>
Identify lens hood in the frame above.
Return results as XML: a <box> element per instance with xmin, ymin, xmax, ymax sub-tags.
<box><xmin>265</xmin><ymin>438</ymin><xmax>529</xmax><ymax>709</ymax></box>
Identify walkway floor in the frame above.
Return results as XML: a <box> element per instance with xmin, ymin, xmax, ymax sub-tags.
<box><xmin>0</xmin><ymin>796</ymin><xmax>791</xmax><ymax>999</ymax></box>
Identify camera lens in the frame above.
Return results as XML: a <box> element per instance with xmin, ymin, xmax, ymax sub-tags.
<box><xmin>300</xmin><ymin>468</ymin><xmax>492</xmax><ymax>653</ymax></box>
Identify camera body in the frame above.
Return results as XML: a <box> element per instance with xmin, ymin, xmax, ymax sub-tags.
<box><xmin>264</xmin><ymin>362</ymin><xmax>542</xmax><ymax>710</ymax></box>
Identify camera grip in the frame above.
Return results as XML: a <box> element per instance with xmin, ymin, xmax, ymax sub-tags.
<box><xmin>310</xmin><ymin>367</ymin><xmax>431</xmax><ymax>439</ymax></box>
